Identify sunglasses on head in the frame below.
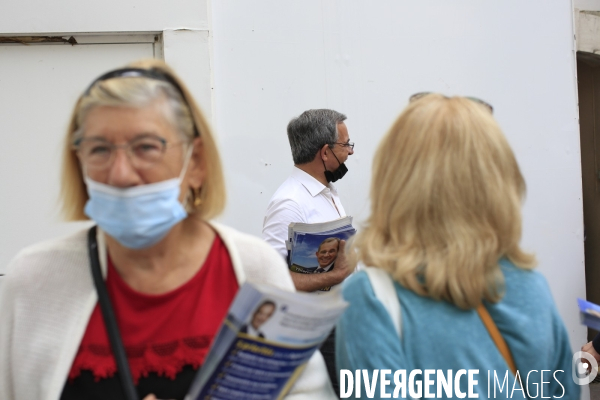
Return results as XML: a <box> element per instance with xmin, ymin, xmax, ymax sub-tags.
<box><xmin>84</xmin><ymin>67</ymin><xmax>200</xmax><ymax>137</ymax></box>
<box><xmin>409</xmin><ymin>92</ymin><xmax>493</xmax><ymax>114</ymax></box>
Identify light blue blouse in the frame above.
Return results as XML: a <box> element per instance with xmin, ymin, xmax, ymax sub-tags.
<box><xmin>336</xmin><ymin>259</ymin><xmax>579</xmax><ymax>399</ymax></box>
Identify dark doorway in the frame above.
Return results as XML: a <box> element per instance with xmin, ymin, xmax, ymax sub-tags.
<box><xmin>578</xmin><ymin>51</ymin><xmax>600</xmax><ymax>341</ymax></box>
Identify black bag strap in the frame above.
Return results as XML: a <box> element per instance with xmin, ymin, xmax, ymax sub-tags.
<box><xmin>87</xmin><ymin>226</ymin><xmax>138</xmax><ymax>400</ymax></box>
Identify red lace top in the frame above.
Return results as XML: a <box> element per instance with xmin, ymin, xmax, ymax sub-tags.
<box><xmin>68</xmin><ymin>236</ymin><xmax>239</xmax><ymax>384</ymax></box>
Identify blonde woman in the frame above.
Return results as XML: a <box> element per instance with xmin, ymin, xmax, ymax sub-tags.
<box><xmin>335</xmin><ymin>94</ymin><xmax>577</xmax><ymax>399</ymax></box>
<box><xmin>0</xmin><ymin>60</ymin><xmax>335</xmax><ymax>400</ymax></box>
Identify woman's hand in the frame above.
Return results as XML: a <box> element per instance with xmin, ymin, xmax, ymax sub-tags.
<box><xmin>582</xmin><ymin>341</ymin><xmax>600</xmax><ymax>363</ymax></box>
<box><xmin>142</xmin><ymin>395</ymin><xmax>174</xmax><ymax>400</ymax></box>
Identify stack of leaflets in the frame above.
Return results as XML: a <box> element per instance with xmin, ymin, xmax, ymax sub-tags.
<box><xmin>186</xmin><ymin>282</ymin><xmax>348</xmax><ymax>400</ymax></box>
<box><xmin>286</xmin><ymin>216</ymin><xmax>356</xmax><ymax>291</ymax></box>
<box><xmin>578</xmin><ymin>298</ymin><xmax>600</xmax><ymax>331</ymax></box>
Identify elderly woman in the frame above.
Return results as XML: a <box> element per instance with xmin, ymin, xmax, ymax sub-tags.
<box><xmin>336</xmin><ymin>94</ymin><xmax>578</xmax><ymax>398</ymax></box>
<box><xmin>0</xmin><ymin>60</ymin><xmax>335</xmax><ymax>400</ymax></box>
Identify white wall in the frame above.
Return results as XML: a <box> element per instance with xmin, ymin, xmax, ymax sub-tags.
<box><xmin>0</xmin><ymin>0</ymin><xmax>207</xmax><ymax>33</ymax></box>
<box><xmin>211</xmin><ymin>0</ymin><xmax>587</xmax><ymax>354</ymax></box>
<box><xmin>0</xmin><ymin>0</ymin><xmax>591</xmax><ymax>382</ymax></box>
<box><xmin>0</xmin><ymin>0</ymin><xmax>212</xmax><ymax>115</ymax></box>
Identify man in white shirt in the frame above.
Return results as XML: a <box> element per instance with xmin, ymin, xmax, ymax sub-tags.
<box><xmin>263</xmin><ymin>109</ymin><xmax>354</xmax><ymax>291</ymax></box>
<box><xmin>262</xmin><ymin>109</ymin><xmax>354</xmax><ymax>397</ymax></box>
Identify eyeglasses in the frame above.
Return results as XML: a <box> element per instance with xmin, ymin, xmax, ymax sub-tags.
<box><xmin>331</xmin><ymin>141</ymin><xmax>355</xmax><ymax>150</ymax></box>
<box><xmin>73</xmin><ymin>135</ymin><xmax>189</xmax><ymax>170</ymax></box>
<box><xmin>409</xmin><ymin>92</ymin><xmax>493</xmax><ymax>113</ymax></box>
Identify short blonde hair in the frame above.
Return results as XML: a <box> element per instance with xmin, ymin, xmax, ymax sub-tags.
<box><xmin>353</xmin><ymin>94</ymin><xmax>535</xmax><ymax>309</ymax></box>
<box><xmin>60</xmin><ymin>59</ymin><xmax>225</xmax><ymax>221</ymax></box>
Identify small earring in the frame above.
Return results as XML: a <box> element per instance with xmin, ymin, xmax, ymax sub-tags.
<box><xmin>193</xmin><ymin>187</ymin><xmax>202</xmax><ymax>207</ymax></box>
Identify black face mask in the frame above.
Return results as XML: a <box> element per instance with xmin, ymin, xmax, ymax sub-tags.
<box><xmin>323</xmin><ymin>150</ymin><xmax>348</xmax><ymax>183</ymax></box>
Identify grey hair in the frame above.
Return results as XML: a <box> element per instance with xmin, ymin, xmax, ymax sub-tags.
<box><xmin>287</xmin><ymin>109</ymin><xmax>347</xmax><ymax>164</ymax></box>
<box><xmin>75</xmin><ymin>77</ymin><xmax>195</xmax><ymax>141</ymax></box>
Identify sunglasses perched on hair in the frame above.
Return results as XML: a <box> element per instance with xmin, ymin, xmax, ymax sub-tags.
<box><xmin>84</xmin><ymin>67</ymin><xmax>200</xmax><ymax>137</ymax></box>
<box><xmin>409</xmin><ymin>92</ymin><xmax>493</xmax><ymax>114</ymax></box>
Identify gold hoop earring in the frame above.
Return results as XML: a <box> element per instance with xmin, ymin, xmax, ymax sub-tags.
<box><xmin>193</xmin><ymin>187</ymin><xmax>202</xmax><ymax>208</ymax></box>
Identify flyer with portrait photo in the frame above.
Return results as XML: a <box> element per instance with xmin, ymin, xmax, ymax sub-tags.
<box><xmin>286</xmin><ymin>217</ymin><xmax>356</xmax><ymax>291</ymax></box>
<box><xmin>185</xmin><ymin>282</ymin><xmax>347</xmax><ymax>400</ymax></box>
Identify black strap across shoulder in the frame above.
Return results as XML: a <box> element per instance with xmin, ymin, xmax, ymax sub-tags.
<box><xmin>87</xmin><ymin>226</ymin><xmax>138</xmax><ymax>400</ymax></box>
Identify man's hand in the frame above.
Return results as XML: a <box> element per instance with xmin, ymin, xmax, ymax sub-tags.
<box><xmin>325</xmin><ymin>240</ymin><xmax>352</xmax><ymax>283</ymax></box>
<box><xmin>291</xmin><ymin>240</ymin><xmax>354</xmax><ymax>292</ymax></box>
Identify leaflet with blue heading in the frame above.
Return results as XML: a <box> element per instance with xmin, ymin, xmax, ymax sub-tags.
<box><xmin>185</xmin><ymin>282</ymin><xmax>347</xmax><ymax>400</ymax></box>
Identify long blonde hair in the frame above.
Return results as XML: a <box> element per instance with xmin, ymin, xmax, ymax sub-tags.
<box><xmin>354</xmin><ymin>94</ymin><xmax>535</xmax><ymax>309</ymax></box>
<box><xmin>60</xmin><ymin>59</ymin><xmax>226</xmax><ymax>221</ymax></box>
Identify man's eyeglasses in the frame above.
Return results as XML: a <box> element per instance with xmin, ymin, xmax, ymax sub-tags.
<box><xmin>331</xmin><ymin>142</ymin><xmax>355</xmax><ymax>150</ymax></box>
<box><xmin>409</xmin><ymin>92</ymin><xmax>493</xmax><ymax>114</ymax></box>
<box><xmin>73</xmin><ymin>135</ymin><xmax>189</xmax><ymax>170</ymax></box>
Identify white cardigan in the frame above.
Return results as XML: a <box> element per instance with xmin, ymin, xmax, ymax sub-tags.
<box><xmin>0</xmin><ymin>222</ymin><xmax>336</xmax><ymax>400</ymax></box>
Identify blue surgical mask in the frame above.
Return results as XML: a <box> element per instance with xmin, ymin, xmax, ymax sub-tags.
<box><xmin>83</xmin><ymin>149</ymin><xmax>192</xmax><ymax>249</ymax></box>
